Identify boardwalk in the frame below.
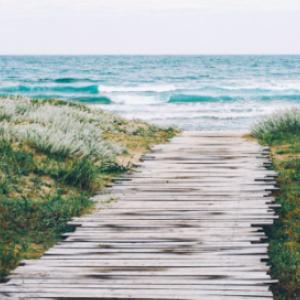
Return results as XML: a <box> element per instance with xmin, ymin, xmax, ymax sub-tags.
<box><xmin>0</xmin><ymin>132</ymin><xmax>278</xmax><ymax>300</ymax></box>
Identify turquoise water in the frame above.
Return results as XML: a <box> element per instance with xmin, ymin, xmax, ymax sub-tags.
<box><xmin>1</xmin><ymin>55</ymin><xmax>300</xmax><ymax>130</ymax></box>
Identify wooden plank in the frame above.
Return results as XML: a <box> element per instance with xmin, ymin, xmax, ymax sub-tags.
<box><xmin>0</xmin><ymin>291</ymin><xmax>274</xmax><ymax>300</ymax></box>
<box><xmin>0</xmin><ymin>287</ymin><xmax>273</xmax><ymax>297</ymax></box>
<box><xmin>8</xmin><ymin>277</ymin><xmax>277</xmax><ymax>286</ymax></box>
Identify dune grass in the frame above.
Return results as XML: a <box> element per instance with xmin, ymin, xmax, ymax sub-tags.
<box><xmin>252</xmin><ymin>109</ymin><xmax>300</xmax><ymax>145</ymax></box>
<box><xmin>252</xmin><ymin>109</ymin><xmax>300</xmax><ymax>300</ymax></box>
<box><xmin>0</xmin><ymin>96</ymin><xmax>177</xmax><ymax>281</ymax></box>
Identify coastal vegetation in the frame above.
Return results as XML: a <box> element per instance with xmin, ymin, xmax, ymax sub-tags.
<box><xmin>252</xmin><ymin>109</ymin><xmax>300</xmax><ymax>300</ymax></box>
<box><xmin>0</xmin><ymin>96</ymin><xmax>177</xmax><ymax>281</ymax></box>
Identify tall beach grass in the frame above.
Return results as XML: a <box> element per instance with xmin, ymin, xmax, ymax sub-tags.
<box><xmin>0</xmin><ymin>96</ymin><xmax>177</xmax><ymax>280</ymax></box>
<box><xmin>252</xmin><ymin>109</ymin><xmax>300</xmax><ymax>145</ymax></box>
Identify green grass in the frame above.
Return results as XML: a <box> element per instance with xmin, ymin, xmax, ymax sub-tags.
<box><xmin>252</xmin><ymin>109</ymin><xmax>300</xmax><ymax>146</ymax></box>
<box><xmin>0</xmin><ymin>96</ymin><xmax>177</xmax><ymax>281</ymax></box>
<box><xmin>252</xmin><ymin>110</ymin><xmax>300</xmax><ymax>300</ymax></box>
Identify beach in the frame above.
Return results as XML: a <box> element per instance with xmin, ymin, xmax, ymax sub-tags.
<box><xmin>1</xmin><ymin>0</ymin><xmax>299</xmax><ymax>297</ymax></box>
<box><xmin>1</xmin><ymin>55</ymin><xmax>300</xmax><ymax>299</ymax></box>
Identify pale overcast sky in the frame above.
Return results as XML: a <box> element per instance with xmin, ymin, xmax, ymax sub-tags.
<box><xmin>0</xmin><ymin>0</ymin><xmax>299</xmax><ymax>55</ymax></box>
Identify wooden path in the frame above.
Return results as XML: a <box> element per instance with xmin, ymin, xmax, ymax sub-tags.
<box><xmin>0</xmin><ymin>131</ymin><xmax>278</xmax><ymax>300</ymax></box>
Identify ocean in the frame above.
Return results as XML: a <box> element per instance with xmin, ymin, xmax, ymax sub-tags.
<box><xmin>1</xmin><ymin>55</ymin><xmax>300</xmax><ymax>130</ymax></box>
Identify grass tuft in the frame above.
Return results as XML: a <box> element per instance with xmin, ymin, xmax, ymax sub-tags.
<box><xmin>252</xmin><ymin>109</ymin><xmax>300</xmax><ymax>145</ymax></box>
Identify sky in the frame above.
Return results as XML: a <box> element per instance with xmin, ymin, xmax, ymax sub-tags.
<box><xmin>0</xmin><ymin>0</ymin><xmax>299</xmax><ymax>55</ymax></box>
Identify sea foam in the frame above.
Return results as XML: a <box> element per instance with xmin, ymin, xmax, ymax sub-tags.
<box><xmin>1</xmin><ymin>55</ymin><xmax>300</xmax><ymax>130</ymax></box>
<box><xmin>99</xmin><ymin>84</ymin><xmax>177</xmax><ymax>93</ymax></box>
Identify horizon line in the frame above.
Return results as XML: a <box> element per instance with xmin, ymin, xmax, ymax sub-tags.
<box><xmin>1</xmin><ymin>53</ymin><xmax>300</xmax><ymax>56</ymax></box>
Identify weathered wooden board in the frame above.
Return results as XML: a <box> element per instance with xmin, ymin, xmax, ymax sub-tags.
<box><xmin>0</xmin><ymin>131</ymin><xmax>277</xmax><ymax>300</ymax></box>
